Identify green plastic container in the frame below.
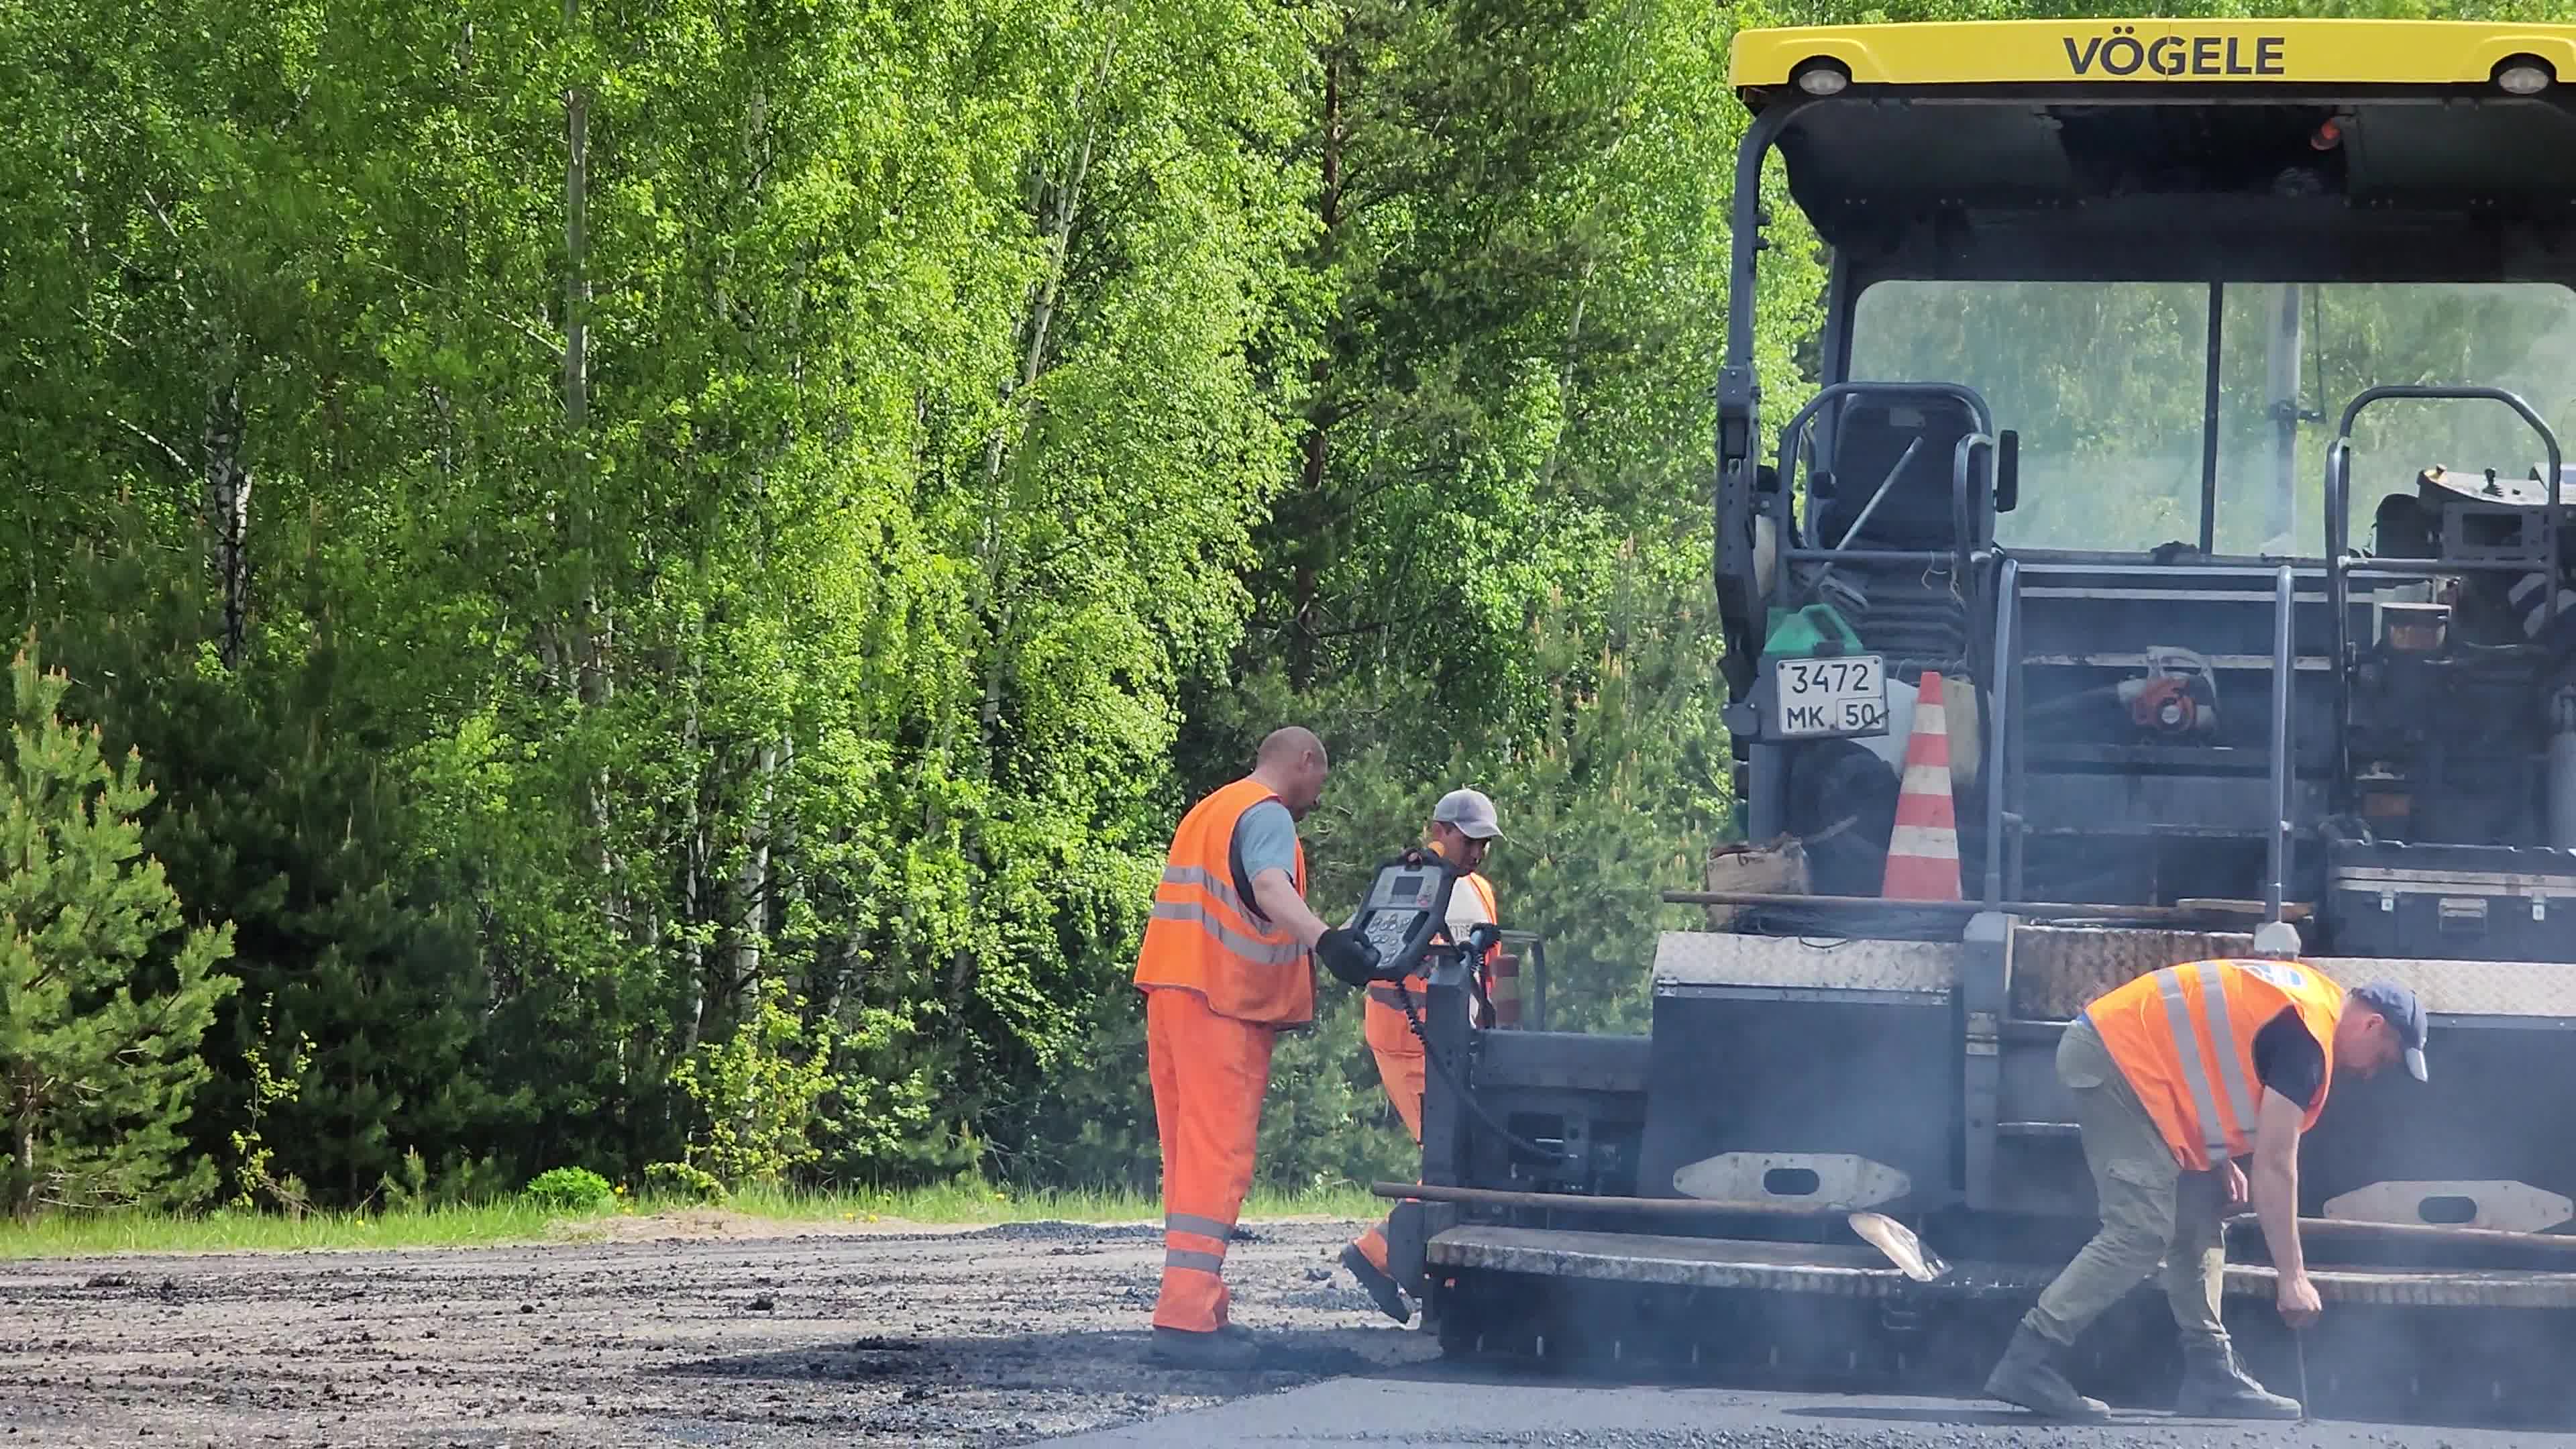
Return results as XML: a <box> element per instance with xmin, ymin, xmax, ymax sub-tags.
<box><xmin>1762</xmin><ymin>602</ymin><xmax>1864</xmax><ymax>659</ymax></box>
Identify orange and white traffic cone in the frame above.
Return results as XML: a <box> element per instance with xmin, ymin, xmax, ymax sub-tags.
<box><xmin>1881</xmin><ymin>672</ymin><xmax>1962</xmax><ymax>902</ymax></box>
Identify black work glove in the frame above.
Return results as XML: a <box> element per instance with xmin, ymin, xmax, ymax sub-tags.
<box><xmin>1316</xmin><ymin>926</ymin><xmax>1385</xmax><ymax>989</ymax></box>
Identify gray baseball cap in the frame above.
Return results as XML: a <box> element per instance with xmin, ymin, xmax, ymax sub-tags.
<box><xmin>1432</xmin><ymin>788</ymin><xmax>1502</xmax><ymax>840</ymax></box>
<box><xmin>2351</xmin><ymin>981</ymin><xmax>2428</xmax><ymax>1081</ymax></box>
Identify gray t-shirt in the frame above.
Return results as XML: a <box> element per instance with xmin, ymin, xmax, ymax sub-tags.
<box><xmin>1232</xmin><ymin>799</ymin><xmax>1299</xmax><ymax>893</ymax></box>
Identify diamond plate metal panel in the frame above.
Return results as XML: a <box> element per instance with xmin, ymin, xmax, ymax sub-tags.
<box><xmin>2304</xmin><ymin>956</ymin><xmax>2576</xmax><ymax>1018</ymax></box>
<box><xmin>1653</xmin><ymin>932</ymin><xmax>1960</xmax><ymax>994</ymax></box>
<box><xmin>2008</xmin><ymin>925</ymin><xmax>2255</xmax><ymax>1020</ymax></box>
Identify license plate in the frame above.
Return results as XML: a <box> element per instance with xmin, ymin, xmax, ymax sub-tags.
<box><xmin>1768</xmin><ymin>653</ymin><xmax>1889</xmax><ymax>740</ymax></box>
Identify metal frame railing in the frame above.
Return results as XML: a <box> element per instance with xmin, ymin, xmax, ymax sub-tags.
<box><xmin>1937</xmin><ymin>386</ymin><xmax>2563</xmax><ymax>930</ymax></box>
<box><xmin>1766</xmin><ymin>381</ymin><xmax>1998</xmax><ymax>622</ymax></box>
<box><xmin>2265</xmin><ymin>563</ymin><xmax>2296</xmax><ymax>928</ymax></box>
<box><xmin>1979</xmin><ymin>555</ymin><xmax>2306</xmax><ymax>925</ymax></box>
<box><xmin>1983</xmin><ymin>555</ymin><xmax>2021</xmax><ymax>910</ymax></box>
<box><xmin>2323</xmin><ymin>386</ymin><xmax>2565</xmax><ymax>810</ymax></box>
<box><xmin>1497</xmin><ymin>929</ymin><xmax>1548</xmax><ymax>1032</ymax></box>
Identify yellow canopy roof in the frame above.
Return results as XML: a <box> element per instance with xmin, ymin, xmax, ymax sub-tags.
<box><xmin>1730</xmin><ymin>18</ymin><xmax>2576</xmax><ymax>92</ymax></box>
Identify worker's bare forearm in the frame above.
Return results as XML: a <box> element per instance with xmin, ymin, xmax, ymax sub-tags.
<box><xmin>2253</xmin><ymin>1153</ymin><xmax>2305</xmax><ymax>1279</ymax></box>
<box><xmin>2250</xmin><ymin>1087</ymin><xmax>2310</xmax><ymax>1279</ymax></box>
<box><xmin>1252</xmin><ymin>869</ymin><xmax>1330</xmax><ymax>948</ymax></box>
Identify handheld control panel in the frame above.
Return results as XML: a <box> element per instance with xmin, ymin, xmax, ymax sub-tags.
<box><xmin>1349</xmin><ymin>848</ymin><xmax>1462</xmax><ymax>979</ymax></box>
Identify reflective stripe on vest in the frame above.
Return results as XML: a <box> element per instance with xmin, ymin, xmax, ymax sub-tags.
<box><xmin>1133</xmin><ymin>777</ymin><xmax>1313</xmax><ymax>1026</ymax></box>
<box><xmin>2090</xmin><ymin>958</ymin><xmax>2345</xmax><ymax>1171</ymax></box>
<box><xmin>1149</xmin><ymin>865</ymin><xmax>1307</xmax><ymax>967</ymax></box>
<box><xmin>2153</xmin><ymin>961</ymin><xmax>2259</xmax><ymax>1164</ymax></box>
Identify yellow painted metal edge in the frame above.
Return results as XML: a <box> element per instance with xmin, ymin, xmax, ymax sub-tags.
<box><xmin>1729</xmin><ymin>19</ymin><xmax>2576</xmax><ymax>91</ymax></box>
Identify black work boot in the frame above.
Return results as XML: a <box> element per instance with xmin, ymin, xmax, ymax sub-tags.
<box><xmin>1147</xmin><ymin>1323</ymin><xmax>1261</xmax><ymax>1369</ymax></box>
<box><xmin>1340</xmin><ymin>1242</ymin><xmax>1414</xmax><ymax>1325</ymax></box>
<box><xmin>2175</xmin><ymin>1332</ymin><xmax>2302</xmax><ymax>1419</ymax></box>
<box><xmin>1984</xmin><ymin>1322</ymin><xmax>2112</xmax><ymax>1421</ymax></box>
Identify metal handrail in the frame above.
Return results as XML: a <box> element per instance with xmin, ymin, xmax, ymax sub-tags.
<box><xmin>1984</xmin><ymin>555</ymin><xmax>2022</xmax><ymax>909</ymax></box>
<box><xmin>2324</xmin><ymin>385</ymin><xmax>2565</xmax><ymax>810</ymax></box>
<box><xmin>1955</xmin><ymin>432</ymin><xmax>1998</xmax><ymax>568</ymax></box>
<box><xmin>2265</xmin><ymin>564</ymin><xmax>2296</xmax><ymax>927</ymax></box>
<box><xmin>1499</xmin><ymin>929</ymin><xmax>1547</xmax><ymax>1033</ymax></box>
<box><xmin>1766</xmin><ymin>381</ymin><xmax>1997</xmax><ymax>618</ymax></box>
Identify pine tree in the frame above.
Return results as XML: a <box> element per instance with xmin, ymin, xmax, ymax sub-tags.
<box><xmin>42</xmin><ymin>565</ymin><xmax>504</xmax><ymax>1208</ymax></box>
<box><xmin>140</xmin><ymin>666</ymin><xmax>498</xmax><ymax>1208</ymax></box>
<box><xmin>0</xmin><ymin>639</ymin><xmax>237</xmax><ymax>1218</ymax></box>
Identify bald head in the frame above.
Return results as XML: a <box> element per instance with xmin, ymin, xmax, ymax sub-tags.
<box><xmin>1252</xmin><ymin>726</ymin><xmax>1330</xmax><ymax>819</ymax></box>
<box><xmin>1258</xmin><ymin>726</ymin><xmax>1326</xmax><ymax>769</ymax></box>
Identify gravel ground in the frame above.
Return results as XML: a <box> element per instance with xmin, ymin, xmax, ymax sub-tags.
<box><xmin>9</xmin><ymin>1215</ymin><xmax>2571</xmax><ymax>1449</ymax></box>
<box><xmin>0</xmin><ymin>1213</ymin><xmax>1433</xmax><ymax>1448</ymax></box>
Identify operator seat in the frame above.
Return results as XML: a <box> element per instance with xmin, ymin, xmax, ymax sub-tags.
<box><xmin>1817</xmin><ymin>396</ymin><xmax>1980</xmax><ymax>551</ymax></box>
<box><xmin>2372</xmin><ymin>490</ymin><xmax>2435</xmax><ymax>559</ymax></box>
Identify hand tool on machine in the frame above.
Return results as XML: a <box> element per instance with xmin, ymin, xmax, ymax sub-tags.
<box><xmin>1842</xmin><ymin>1210</ymin><xmax>1948</xmax><ymax>1283</ymax></box>
<box><xmin>2295</xmin><ymin>1328</ymin><xmax>2310</xmax><ymax>1424</ymax></box>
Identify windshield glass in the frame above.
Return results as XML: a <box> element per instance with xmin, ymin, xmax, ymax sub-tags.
<box><xmin>1845</xmin><ymin>280</ymin><xmax>2576</xmax><ymax>556</ymax></box>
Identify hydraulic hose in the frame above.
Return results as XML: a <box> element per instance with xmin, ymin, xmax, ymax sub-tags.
<box><xmin>1390</xmin><ymin>975</ymin><xmax>1572</xmax><ymax>1163</ymax></box>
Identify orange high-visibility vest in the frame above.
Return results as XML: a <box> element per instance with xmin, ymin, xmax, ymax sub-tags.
<box><xmin>1366</xmin><ymin>869</ymin><xmax>1503</xmax><ymax>1027</ymax></box>
<box><xmin>1134</xmin><ymin>777</ymin><xmax>1314</xmax><ymax>1026</ymax></box>
<box><xmin>2087</xmin><ymin>958</ymin><xmax>2347</xmax><ymax>1171</ymax></box>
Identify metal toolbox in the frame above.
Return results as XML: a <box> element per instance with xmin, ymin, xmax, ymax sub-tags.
<box><xmin>2325</xmin><ymin>838</ymin><xmax>2576</xmax><ymax>963</ymax></box>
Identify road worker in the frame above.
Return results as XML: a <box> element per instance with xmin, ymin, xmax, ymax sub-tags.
<box><xmin>1134</xmin><ymin>725</ymin><xmax>1379</xmax><ymax>1368</ymax></box>
<box><xmin>1984</xmin><ymin>958</ymin><xmax>2428</xmax><ymax>1422</ymax></box>
<box><xmin>1342</xmin><ymin>787</ymin><xmax>1505</xmax><ymax>1326</ymax></box>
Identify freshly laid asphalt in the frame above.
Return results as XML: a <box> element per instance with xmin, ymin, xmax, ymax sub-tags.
<box><xmin>1049</xmin><ymin>1365</ymin><xmax>2576</xmax><ymax>1448</ymax></box>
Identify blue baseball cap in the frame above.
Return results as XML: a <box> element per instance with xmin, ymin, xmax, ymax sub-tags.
<box><xmin>2352</xmin><ymin>981</ymin><xmax>2428</xmax><ymax>1082</ymax></box>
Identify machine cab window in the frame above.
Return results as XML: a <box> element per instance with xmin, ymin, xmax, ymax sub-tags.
<box><xmin>1845</xmin><ymin>278</ymin><xmax>2576</xmax><ymax>561</ymax></box>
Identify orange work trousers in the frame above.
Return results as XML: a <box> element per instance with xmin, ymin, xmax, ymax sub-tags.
<box><xmin>1146</xmin><ymin>985</ymin><xmax>1279</xmax><ymax>1333</ymax></box>
<box><xmin>1352</xmin><ymin>993</ymin><xmax>1428</xmax><ymax>1275</ymax></box>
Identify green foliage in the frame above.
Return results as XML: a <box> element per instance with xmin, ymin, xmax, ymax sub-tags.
<box><xmin>643</xmin><ymin>1161</ymin><xmax>730</xmax><ymax>1204</ymax></box>
<box><xmin>0</xmin><ymin>0</ymin><xmax>1775</xmax><ymax>1211</ymax></box>
<box><xmin>0</xmin><ymin>1181</ymin><xmax>1392</xmax><ymax>1258</ymax></box>
<box><xmin>376</xmin><ymin>1149</ymin><xmax>435</xmax><ymax>1214</ymax></box>
<box><xmin>12</xmin><ymin>0</ymin><xmax>2540</xmax><ymax>1223</ymax></box>
<box><xmin>523</xmin><ymin>1167</ymin><xmax>616</xmax><ymax>1214</ymax></box>
<box><xmin>42</xmin><ymin>560</ymin><xmax>507</xmax><ymax>1207</ymax></box>
<box><xmin>0</xmin><ymin>640</ymin><xmax>239</xmax><ymax>1218</ymax></box>
<box><xmin>226</xmin><ymin>999</ymin><xmax>314</xmax><ymax>1216</ymax></box>
<box><xmin>660</xmin><ymin>983</ymin><xmax>839</xmax><ymax>1191</ymax></box>
<box><xmin>369</xmin><ymin>1145</ymin><xmax>517</xmax><ymax>1212</ymax></box>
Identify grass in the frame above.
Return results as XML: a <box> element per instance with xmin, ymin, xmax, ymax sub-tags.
<box><xmin>0</xmin><ymin>1181</ymin><xmax>1387</xmax><ymax>1260</ymax></box>
<box><xmin>719</xmin><ymin>1180</ymin><xmax>1382</xmax><ymax>1226</ymax></box>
